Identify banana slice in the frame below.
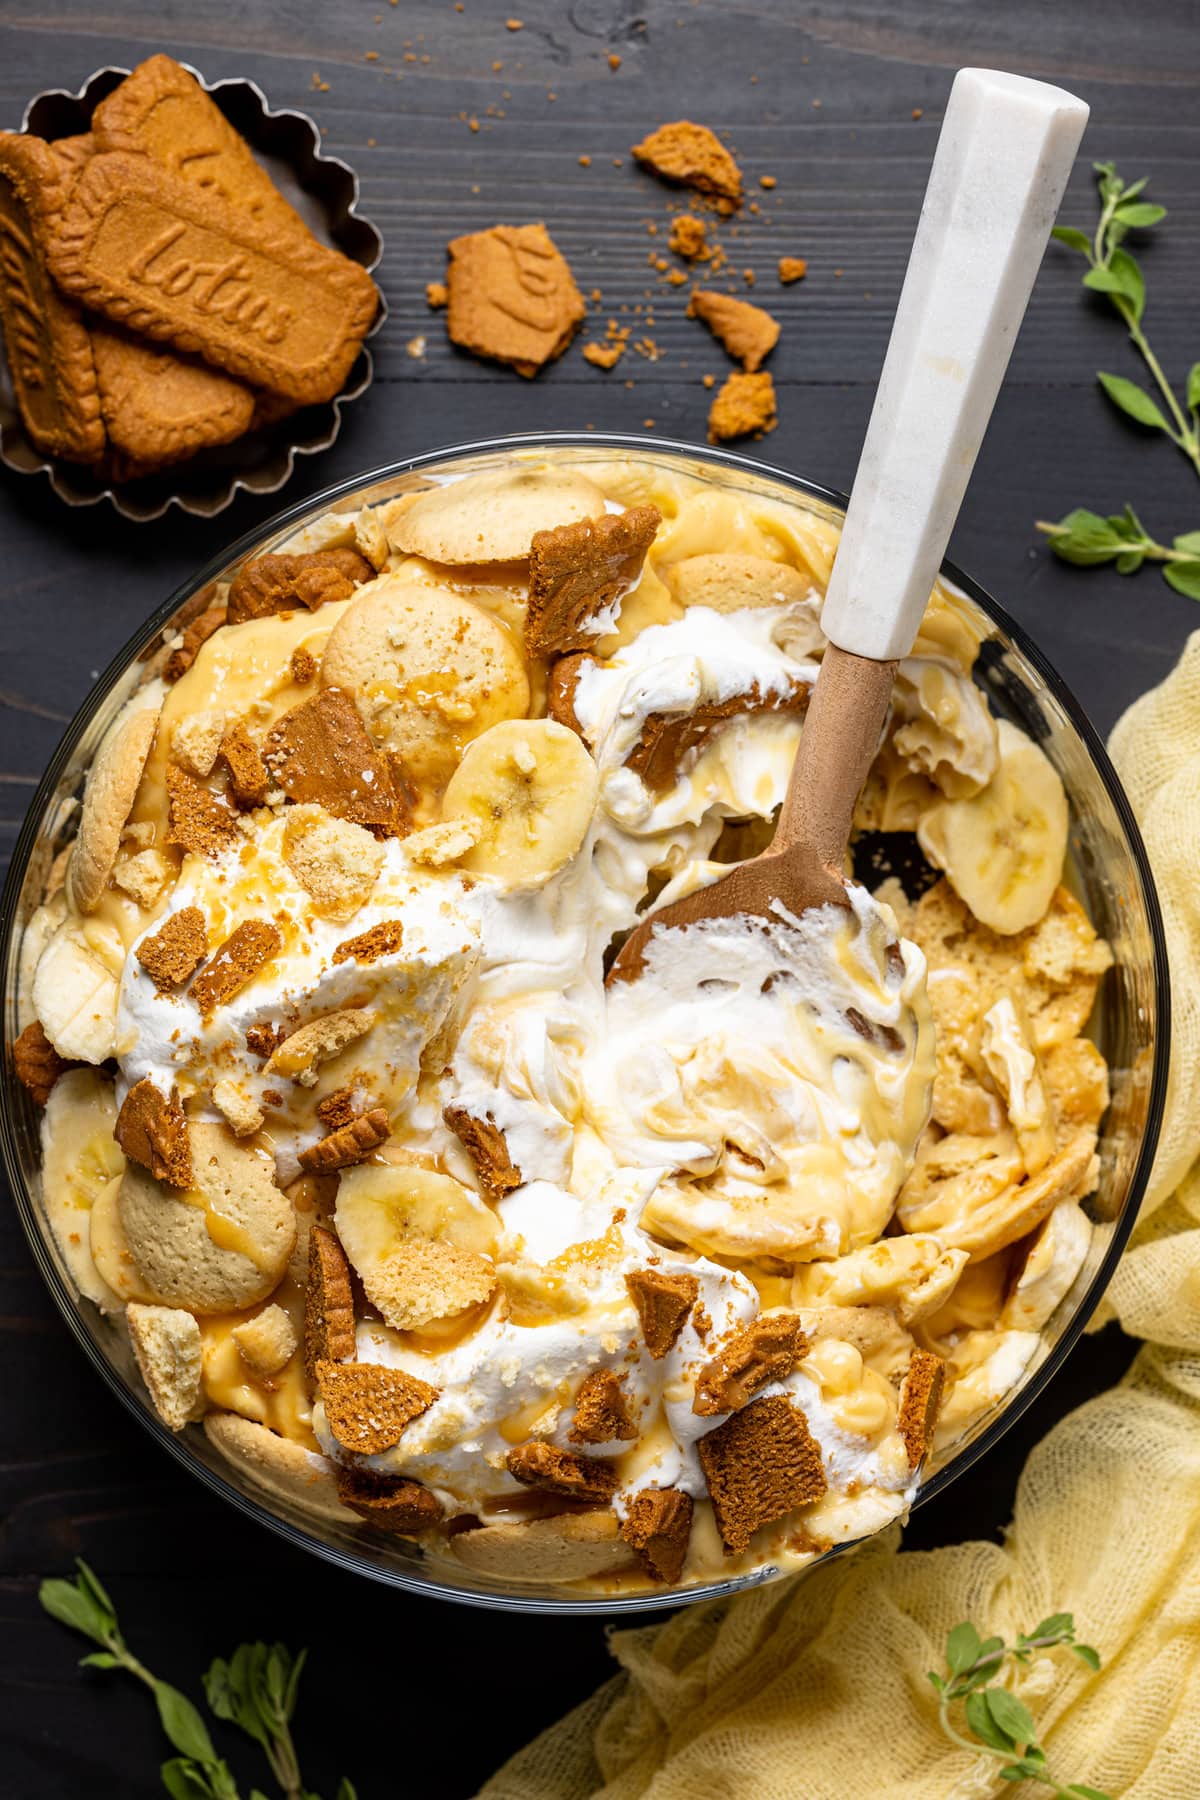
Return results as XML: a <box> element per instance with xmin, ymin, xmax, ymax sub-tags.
<box><xmin>916</xmin><ymin>720</ymin><xmax>1068</xmax><ymax>935</ymax></box>
<box><xmin>320</xmin><ymin>575</ymin><xmax>530</xmax><ymax>786</ymax></box>
<box><xmin>441</xmin><ymin>719</ymin><xmax>599</xmax><ymax>887</ymax></box>
<box><xmin>17</xmin><ymin>892</ymin><xmax>68</xmax><ymax>1032</ymax></box>
<box><xmin>39</xmin><ymin>1068</ymin><xmax>125</xmax><ymax>1310</ymax></box>
<box><xmin>335</xmin><ymin>1157</ymin><xmax>499</xmax><ymax>1330</ymax></box>
<box><xmin>1001</xmin><ymin>1199</ymin><xmax>1092</xmax><ymax>1331</ymax></box>
<box><xmin>32</xmin><ymin>918</ymin><xmax>121</xmax><ymax>1063</ymax></box>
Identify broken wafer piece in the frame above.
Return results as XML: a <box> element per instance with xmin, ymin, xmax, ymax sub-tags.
<box><xmin>626</xmin><ymin>1267</ymin><xmax>699</xmax><ymax>1358</ymax></box>
<box><xmin>282</xmin><ymin>807</ymin><xmax>385</xmax><ymax>921</ymax></box>
<box><xmin>897</xmin><ymin>1349</ymin><xmax>946</xmax><ymax>1470</ymax></box>
<box><xmin>114</xmin><ymin>1078</ymin><xmax>192</xmax><ymax>1188</ymax></box>
<box><xmin>505</xmin><ymin>1441</ymin><xmax>619</xmax><ymax>1503</ymax></box>
<box><xmin>232</xmin><ymin>1303</ymin><xmax>299</xmax><ymax>1378</ymax></box>
<box><xmin>569</xmin><ymin>1369</ymin><xmax>637</xmax><ymax>1444</ymax></box>
<box><xmin>48</xmin><ymin>152</ymin><xmax>378</xmax><ymax>405</ymax></box>
<box><xmin>446</xmin><ymin>223</ymin><xmax>586</xmax><ymax>377</ymax></box>
<box><xmin>688</xmin><ymin>289</ymin><xmax>780</xmax><ymax>371</ymax></box>
<box><xmin>267</xmin><ymin>1009</ymin><xmax>374</xmax><ymax>1088</ymax></box>
<box><xmin>211</xmin><ymin>1079</ymin><xmax>264</xmax><ymax>1139</ymax></box>
<box><xmin>264</xmin><ymin>688</ymin><xmax>405</xmax><ymax>837</ymax></box>
<box><xmin>12</xmin><ymin>1020</ymin><xmax>72</xmax><ymax>1106</ymax></box>
<box><xmin>136</xmin><ymin>907</ymin><xmax>208</xmax><ymax>992</ymax></box>
<box><xmin>317</xmin><ymin>1359</ymin><xmax>437</xmax><ymax>1455</ymax></box>
<box><xmin>693</xmin><ymin>1312</ymin><xmax>807</xmax><ymax>1416</ymax></box>
<box><xmin>620</xmin><ymin>1487</ymin><xmax>693</xmax><ymax>1583</ymax></box>
<box><xmin>443</xmin><ymin>1104</ymin><xmax>523</xmax><ymax>1203</ymax></box>
<box><xmin>0</xmin><ymin>131</ymin><xmax>105</xmax><ymax>462</ymax></box>
<box><xmin>298</xmin><ymin>1107</ymin><xmax>391</xmax><ymax>1173</ymax></box>
<box><xmin>166</xmin><ymin>765</ymin><xmax>240</xmax><ymax>859</ymax></box>
<box><xmin>664</xmin><ymin>551</ymin><xmax>812</xmax><ymax>614</ymax></box>
<box><xmin>632</xmin><ymin>121</ymin><xmax>743</xmax><ymax>206</ymax></box>
<box><xmin>525</xmin><ymin>505</ymin><xmax>661</xmax><ymax>657</ymax></box>
<box><xmin>305</xmin><ymin>1225</ymin><xmax>358</xmax><ymax>1380</ymax></box>
<box><xmin>708</xmin><ymin>370</ymin><xmax>777</xmax><ymax>443</ymax></box>
<box><xmin>226</xmin><ymin>548</ymin><xmax>375</xmax><ymax>624</ymax></box>
<box><xmin>190</xmin><ymin>920</ymin><xmax>281</xmax><ymax>1016</ymax></box>
<box><xmin>334</xmin><ymin>1465</ymin><xmax>444</xmax><ymax>1534</ymax></box>
<box><xmin>126</xmin><ymin>1301</ymin><xmax>204</xmax><ymax>1430</ymax></box>
<box><xmin>697</xmin><ymin>1394</ymin><xmax>828</xmax><ymax>1554</ymax></box>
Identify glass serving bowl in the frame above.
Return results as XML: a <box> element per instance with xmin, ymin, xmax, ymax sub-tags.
<box><xmin>0</xmin><ymin>434</ymin><xmax>1170</xmax><ymax>1616</ymax></box>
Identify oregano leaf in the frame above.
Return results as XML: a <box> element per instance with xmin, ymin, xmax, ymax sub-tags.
<box><xmin>1114</xmin><ymin>201</ymin><xmax>1166</xmax><ymax>229</ymax></box>
<box><xmin>153</xmin><ymin>1681</ymin><xmax>218</xmax><ymax>1766</ymax></box>
<box><xmin>38</xmin><ymin>1578</ymin><xmax>112</xmax><ymax>1648</ymax></box>
<box><xmin>1187</xmin><ymin>364</ymin><xmax>1200</xmax><ymax>413</ymax></box>
<box><xmin>965</xmin><ymin>1688</ymin><xmax>1015</xmax><ymax>1754</ymax></box>
<box><xmin>1163</xmin><ymin>561</ymin><xmax>1200</xmax><ymax>601</ymax></box>
<box><xmin>1051</xmin><ymin>225</ymin><xmax>1092</xmax><ymax>255</ymax></box>
<box><xmin>1097</xmin><ymin>372</ymin><xmax>1170</xmax><ymax>432</ymax></box>
<box><xmin>985</xmin><ymin>1686</ymin><xmax>1037</xmax><ymax>1748</ymax></box>
<box><xmin>1072</xmin><ymin>1644</ymin><xmax>1102</xmax><ymax>1671</ymax></box>
<box><xmin>946</xmin><ymin>1622</ymin><xmax>982</xmax><ymax>1675</ymax></box>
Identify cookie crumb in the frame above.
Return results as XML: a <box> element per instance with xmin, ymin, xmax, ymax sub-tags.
<box><xmin>570</xmin><ymin>1369</ymin><xmax>636</xmax><ymax>1444</ymax></box>
<box><xmin>136</xmin><ymin>906</ymin><xmax>208</xmax><ymax>992</ymax></box>
<box><xmin>506</xmin><ymin>1440</ymin><xmax>619</xmax><ymax>1503</ymax></box>
<box><xmin>626</xmin><ymin>1268</ymin><xmax>698</xmax><ymax>1358</ymax></box>
<box><xmin>689</xmin><ymin>288</ymin><xmax>779</xmax><ymax>371</ymax></box>
<box><xmin>621</xmin><ymin>1487</ymin><xmax>692</xmax><ymax>1582</ymax></box>
<box><xmin>632</xmin><ymin>120</ymin><xmax>743</xmax><ymax>205</ymax></box>
<box><xmin>319</xmin><ymin>1359</ymin><xmax>436</xmax><ymax>1454</ymax></box>
<box><xmin>778</xmin><ymin>256</ymin><xmax>807</xmax><ymax>284</ymax></box>
<box><xmin>707</xmin><ymin>369</ymin><xmax>777</xmax><ymax>443</ymax></box>
<box><xmin>190</xmin><ymin>920</ymin><xmax>282</xmax><ymax>1016</ymax></box>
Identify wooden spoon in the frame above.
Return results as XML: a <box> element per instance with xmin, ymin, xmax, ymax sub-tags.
<box><xmin>609</xmin><ymin>67</ymin><xmax>1088</xmax><ymax>983</ymax></box>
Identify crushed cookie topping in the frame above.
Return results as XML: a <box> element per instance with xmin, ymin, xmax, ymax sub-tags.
<box><xmin>526</xmin><ymin>504</ymin><xmax>661</xmax><ymax>658</ymax></box>
<box><xmin>698</xmin><ymin>1394</ymin><xmax>828</xmax><ymax>1554</ymax></box>
<box><xmin>166</xmin><ymin>765</ymin><xmax>240</xmax><ymax>859</ymax></box>
<box><xmin>135</xmin><ymin>906</ymin><xmax>208</xmax><ymax>992</ymax></box>
<box><xmin>317</xmin><ymin>1359</ymin><xmax>437</xmax><ymax>1455</ymax></box>
<box><xmin>331</xmin><ymin>920</ymin><xmax>404</xmax><ymax>965</ymax></box>
<box><xmin>506</xmin><ymin>1440</ymin><xmax>619</xmax><ymax>1503</ymax></box>
<box><xmin>297</xmin><ymin>1106</ymin><xmax>390</xmax><ymax>1173</ymax></box>
<box><xmin>626</xmin><ymin>1267</ymin><xmax>699</xmax><ymax>1358</ymax></box>
<box><xmin>190</xmin><ymin>920</ymin><xmax>282</xmax><ymax>1016</ymax></box>
<box><xmin>693</xmin><ymin>1313</ymin><xmax>808</xmax><ymax>1416</ymax></box>
<box><xmin>304</xmin><ymin>1225</ymin><xmax>358</xmax><ymax>1382</ymax></box>
<box><xmin>114</xmin><ymin>1077</ymin><xmax>192</xmax><ymax>1188</ymax></box>
<box><xmin>263</xmin><ymin>688</ymin><xmax>405</xmax><ymax>836</ymax></box>
<box><xmin>442</xmin><ymin>1104</ymin><xmax>523</xmax><ymax>1204</ymax></box>
<box><xmin>12</xmin><ymin>1020</ymin><xmax>73</xmax><ymax>1105</ymax></box>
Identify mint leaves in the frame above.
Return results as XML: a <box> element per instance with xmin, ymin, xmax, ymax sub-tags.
<box><xmin>1039</xmin><ymin>161</ymin><xmax>1200</xmax><ymax>595</ymax></box>
<box><xmin>39</xmin><ymin>1561</ymin><xmax>356</xmax><ymax>1800</ymax></box>
<box><xmin>928</xmin><ymin>1613</ymin><xmax>1107</xmax><ymax>1796</ymax></box>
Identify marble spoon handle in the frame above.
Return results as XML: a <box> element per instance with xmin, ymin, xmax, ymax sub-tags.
<box><xmin>777</xmin><ymin>67</ymin><xmax>1089</xmax><ymax>865</ymax></box>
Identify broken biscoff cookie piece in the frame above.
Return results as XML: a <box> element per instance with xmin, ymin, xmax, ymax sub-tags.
<box><xmin>688</xmin><ymin>288</ymin><xmax>780</xmax><ymax>372</ymax></box>
<box><xmin>569</xmin><ymin>1369</ymin><xmax>637</xmax><ymax>1444</ymax></box>
<box><xmin>298</xmin><ymin>1107</ymin><xmax>391</xmax><ymax>1174</ymax></box>
<box><xmin>707</xmin><ymin>370</ymin><xmax>777</xmax><ymax>443</ymax></box>
<box><xmin>305</xmin><ymin>1224</ymin><xmax>358</xmax><ymax>1380</ymax></box>
<box><xmin>334</xmin><ymin>1465</ymin><xmax>444</xmax><ymax>1533</ymax></box>
<box><xmin>12</xmin><ymin>1020</ymin><xmax>73</xmax><ymax>1106</ymax></box>
<box><xmin>697</xmin><ymin>1394</ymin><xmax>828</xmax><ymax>1554</ymax></box>
<box><xmin>443</xmin><ymin>1104</ymin><xmax>523</xmax><ymax>1203</ymax></box>
<box><xmin>506</xmin><ymin>1441</ymin><xmax>620</xmax><ymax>1503</ymax></box>
<box><xmin>525</xmin><ymin>504</ymin><xmax>661</xmax><ymax>657</ymax></box>
<box><xmin>620</xmin><ymin>1487</ymin><xmax>693</xmax><ymax>1583</ymax></box>
<box><xmin>190</xmin><ymin>920</ymin><xmax>281</xmax><ymax>1016</ymax></box>
<box><xmin>226</xmin><ymin>548</ymin><xmax>374</xmax><ymax>624</ymax></box>
<box><xmin>445</xmin><ymin>223</ymin><xmax>586</xmax><ymax>376</ymax></box>
<box><xmin>693</xmin><ymin>1313</ymin><xmax>808</xmax><ymax>1416</ymax></box>
<box><xmin>135</xmin><ymin>907</ymin><xmax>208</xmax><ymax>992</ymax></box>
<box><xmin>632</xmin><ymin>121</ymin><xmax>743</xmax><ymax>206</ymax></box>
<box><xmin>897</xmin><ymin>1349</ymin><xmax>946</xmax><ymax>1468</ymax></box>
<box><xmin>115</xmin><ymin>1077</ymin><xmax>193</xmax><ymax>1187</ymax></box>
<box><xmin>317</xmin><ymin>1359</ymin><xmax>437</xmax><ymax>1455</ymax></box>
<box><xmin>626</xmin><ymin>1268</ymin><xmax>699</xmax><ymax>1358</ymax></box>
<box><xmin>165</xmin><ymin>765</ymin><xmax>239</xmax><ymax>859</ymax></box>
<box><xmin>263</xmin><ymin>688</ymin><xmax>405</xmax><ymax>837</ymax></box>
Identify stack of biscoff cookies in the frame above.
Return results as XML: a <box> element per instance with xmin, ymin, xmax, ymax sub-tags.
<box><xmin>0</xmin><ymin>56</ymin><xmax>378</xmax><ymax>482</ymax></box>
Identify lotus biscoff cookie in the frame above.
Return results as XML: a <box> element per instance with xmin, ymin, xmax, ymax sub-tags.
<box><xmin>0</xmin><ymin>132</ymin><xmax>105</xmax><ymax>462</ymax></box>
<box><xmin>92</xmin><ymin>55</ymin><xmax>313</xmax><ymax>243</ymax></box>
<box><xmin>47</xmin><ymin>152</ymin><xmax>378</xmax><ymax>405</ymax></box>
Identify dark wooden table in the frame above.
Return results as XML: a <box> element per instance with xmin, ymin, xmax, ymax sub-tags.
<box><xmin>2</xmin><ymin>3</ymin><xmax>1196</xmax><ymax>1794</ymax></box>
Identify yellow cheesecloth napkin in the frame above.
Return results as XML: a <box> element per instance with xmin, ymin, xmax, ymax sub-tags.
<box><xmin>483</xmin><ymin>631</ymin><xmax>1200</xmax><ymax>1800</ymax></box>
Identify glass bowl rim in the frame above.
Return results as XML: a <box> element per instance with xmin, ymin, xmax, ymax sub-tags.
<box><xmin>0</xmin><ymin>430</ymin><xmax>1171</xmax><ymax>1616</ymax></box>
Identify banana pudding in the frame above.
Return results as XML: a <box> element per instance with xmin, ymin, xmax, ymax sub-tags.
<box><xmin>15</xmin><ymin>452</ymin><xmax>1113</xmax><ymax>1595</ymax></box>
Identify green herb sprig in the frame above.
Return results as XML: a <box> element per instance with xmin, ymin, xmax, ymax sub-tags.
<box><xmin>928</xmin><ymin>1613</ymin><xmax>1107</xmax><ymax>1797</ymax></box>
<box><xmin>1037</xmin><ymin>160</ymin><xmax>1200</xmax><ymax>596</ymax></box>
<box><xmin>1050</xmin><ymin>161</ymin><xmax>1198</xmax><ymax>476</ymax></box>
<box><xmin>39</xmin><ymin>1561</ymin><xmax>356</xmax><ymax>1800</ymax></box>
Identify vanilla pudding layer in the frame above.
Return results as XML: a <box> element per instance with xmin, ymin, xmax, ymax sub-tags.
<box><xmin>27</xmin><ymin>452</ymin><xmax>1111</xmax><ymax>1594</ymax></box>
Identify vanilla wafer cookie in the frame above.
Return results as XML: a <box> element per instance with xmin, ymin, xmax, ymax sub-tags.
<box><xmin>48</xmin><ymin>152</ymin><xmax>378</xmax><ymax>405</ymax></box>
